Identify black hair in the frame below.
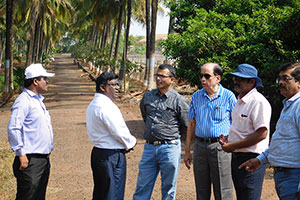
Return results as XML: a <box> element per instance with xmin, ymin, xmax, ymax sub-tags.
<box><xmin>24</xmin><ymin>77</ymin><xmax>42</xmax><ymax>88</ymax></box>
<box><xmin>158</xmin><ymin>64</ymin><xmax>176</xmax><ymax>77</ymax></box>
<box><xmin>280</xmin><ymin>62</ymin><xmax>300</xmax><ymax>81</ymax></box>
<box><xmin>96</xmin><ymin>72</ymin><xmax>118</xmax><ymax>93</ymax></box>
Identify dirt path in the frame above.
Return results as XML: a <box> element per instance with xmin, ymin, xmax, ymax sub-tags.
<box><xmin>0</xmin><ymin>53</ymin><xmax>277</xmax><ymax>199</ymax></box>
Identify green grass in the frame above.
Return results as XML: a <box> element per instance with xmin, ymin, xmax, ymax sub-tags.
<box><xmin>0</xmin><ymin>140</ymin><xmax>16</xmax><ymax>200</ymax></box>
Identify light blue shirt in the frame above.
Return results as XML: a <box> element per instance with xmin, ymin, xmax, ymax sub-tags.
<box><xmin>8</xmin><ymin>89</ymin><xmax>54</xmax><ymax>156</ymax></box>
<box><xmin>188</xmin><ymin>84</ymin><xmax>236</xmax><ymax>138</ymax></box>
<box><xmin>258</xmin><ymin>91</ymin><xmax>300</xmax><ymax>168</ymax></box>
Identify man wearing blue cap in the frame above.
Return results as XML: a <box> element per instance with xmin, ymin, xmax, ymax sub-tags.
<box><xmin>220</xmin><ymin>64</ymin><xmax>272</xmax><ymax>200</ymax></box>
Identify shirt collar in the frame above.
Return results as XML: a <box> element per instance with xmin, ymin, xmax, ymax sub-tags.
<box><xmin>203</xmin><ymin>83</ymin><xmax>223</xmax><ymax>99</ymax></box>
<box><xmin>24</xmin><ymin>88</ymin><xmax>44</xmax><ymax>101</ymax></box>
<box><xmin>238</xmin><ymin>88</ymin><xmax>257</xmax><ymax>104</ymax></box>
<box><xmin>155</xmin><ymin>88</ymin><xmax>175</xmax><ymax>98</ymax></box>
<box><xmin>283</xmin><ymin>91</ymin><xmax>300</xmax><ymax>108</ymax></box>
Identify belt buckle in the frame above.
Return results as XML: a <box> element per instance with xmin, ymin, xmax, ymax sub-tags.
<box><xmin>153</xmin><ymin>141</ymin><xmax>160</xmax><ymax>146</ymax></box>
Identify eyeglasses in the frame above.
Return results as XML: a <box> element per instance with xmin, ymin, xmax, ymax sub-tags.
<box><xmin>106</xmin><ymin>83</ymin><xmax>120</xmax><ymax>87</ymax></box>
<box><xmin>276</xmin><ymin>76</ymin><xmax>294</xmax><ymax>84</ymax></box>
<box><xmin>200</xmin><ymin>73</ymin><xmax>213</xmax><ymax>79</ymax></box>
<box><xmin>155</xmin><ymin>74</ymin><xmax>172</xmax><ymax>79</ymax></box>
<box><xmin>232</xmin><ymin>76</ymin><xmax>247</xmax><ymax>82</ymax></box>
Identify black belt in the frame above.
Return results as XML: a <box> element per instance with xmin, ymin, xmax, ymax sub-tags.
<box><xmin>94</xmin><ymin>147</ymin><xmax>128</xmax><ymax>154</ymax></box>
<box><xmin>273</xmin><ymin>166</ymin><xmax>296</xmax><ymax>173</ymax></box>
<box><xmin>26</xmin><ymin>154</ymin><xmax>50</xmax><ymax>158</ymax></box>
<box><xmin>196</xmin><ymin>136</ymin><xmax>219</xmax><ymax>143</ymax></box>
<box><xmin>146</xmin><ymin>140</ymin><xmax>177</xmax><ymax>146</ymax></box>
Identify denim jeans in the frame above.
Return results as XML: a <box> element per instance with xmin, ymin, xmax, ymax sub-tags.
<box><xmin>231</xmin><ymin>152</ymin><xmax>266</xmax><ymax>200</ymax></box>
<box><xmin>133</xmin><ymin>139</ymin><xmax>181</xmax><ymax>200</ymax></box>
<box><xmin>273</xmin><ymin>168</ymin><xmax>300</xmax><ymax>200</ymax></box>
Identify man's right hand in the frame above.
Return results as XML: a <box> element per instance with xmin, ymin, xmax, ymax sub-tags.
<box><xmin>184</xmin><ymin>151</ymin><xmax>192</xmax><ymax>169</ymax></box>
<box><xmin>19</xmin><ymin>155</ymin><xmax>29</xmax><ymax>171</ymax></box>
<box><xmin>238</xmin><ymin>158</ymin><xmax>261</xmax><ymax>173</ymax></box>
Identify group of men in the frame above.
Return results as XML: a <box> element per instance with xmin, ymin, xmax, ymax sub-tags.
<box><xmin>7</xmin><ymin>61</ymin><xmax>300</xmax><ymax>200</ymax></box>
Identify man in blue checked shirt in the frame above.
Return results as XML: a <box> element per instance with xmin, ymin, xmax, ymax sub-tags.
<box><xmin>8</xmin><ymin>63</ymin><xmax>55</xmax><ymax>200</ymax></box>
<box><xmin>184</xmin><ymin>62</ymin><xmax>236</xmax><ymax>200</ymax></box>
<box><xmin>240</xmin><ymin>62</ymin><xmax>300</xmax><ymax>200</ymax></box>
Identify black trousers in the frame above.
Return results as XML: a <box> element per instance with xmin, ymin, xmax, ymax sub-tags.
<box><xmin>13</xmin><ymin>155</ymin><xmax>50</xmax><ymax>200</ymax></box>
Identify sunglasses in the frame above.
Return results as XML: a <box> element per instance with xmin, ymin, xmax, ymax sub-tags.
<box><xmin>200</xmin><ymin>73</ymin><xmax>213</xmax><ymax>79</ymax></box>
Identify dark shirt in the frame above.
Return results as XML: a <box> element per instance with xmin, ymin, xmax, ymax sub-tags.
<box><xmin>140</xmin><ymin>88</ymin><xmax>189</xmax><ymax>142</ymax></box>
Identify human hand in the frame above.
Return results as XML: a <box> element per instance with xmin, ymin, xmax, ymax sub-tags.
<box><xmin>184</xmin><ymin>150</ymin><xmax>192</xmax><ymax>170</ymax></box>
<box><xmin>219</xmin><ymin>134</ymin><xmax>228</xmax><ymax>145</ymax></box>
<box><xmin>19</xmin><ymin>155</ymin><xmax>29</xmax><ymax>171</ymax></box>
<box><xmin>238</xmin><ymin>158</ymin><xmax>261</xmax><ymax>173</ymax></box>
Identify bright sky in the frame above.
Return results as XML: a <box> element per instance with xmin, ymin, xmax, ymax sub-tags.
<box><xmin>129</xmin><ymin>9</ymin><xmax>170</xmax><ymax>37</ymax></box>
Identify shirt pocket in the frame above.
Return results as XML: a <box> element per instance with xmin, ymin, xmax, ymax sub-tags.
<box><xmin>235</xmin><ymin>114</ymin><xmax>251</xmax><ymax>134</ymax></box>
<box><xmin>162</xmin><ymin>106</ymin><xmax>177</xmax><ymax>122</ymax></box>
<box><xmin>212</xmin><ymin>106</ymin><xmax>226</xmax><ymax>121</ymax></box>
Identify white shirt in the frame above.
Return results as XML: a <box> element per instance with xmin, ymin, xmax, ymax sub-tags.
<box><xmin>86</xmin><ymin>93</ymin><xmax>136</xmax><ymax>150</ymax></box>
<box><xmin>8</xmin><ymin>89</ymin><xmax>54</xmax><ymax>156</ymax></box>
<box><xmin>228</xmin><ymin>88</ymin><xmax>272</xmax><ymax>154</ymax></box>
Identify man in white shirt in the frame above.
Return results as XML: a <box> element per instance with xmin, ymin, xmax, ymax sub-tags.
<box><xmin>220</xmin><ymin>64</ymin><xmax>272</xmax><ymax>200</ymax></box>
<box><xmin>8</xmin><ymin>63</ymin><xmax>55</xmax><ymax>200</ymax></box>
<box><xmin>86</xmin><ymin>72</ymin><xmax>136</xmax><ymax>200</ymax></box>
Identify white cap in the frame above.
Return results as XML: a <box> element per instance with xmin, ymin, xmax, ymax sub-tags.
<box><xmin>25</xmin><ymin>63</ymin><xmax>55</xmax><ymax>79</ymax></box>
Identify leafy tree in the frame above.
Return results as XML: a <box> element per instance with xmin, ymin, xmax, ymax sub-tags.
<box><xmin>163</xmin><ymin>0</ymin><xmax>300</xmax><ymax>123</ymax></box>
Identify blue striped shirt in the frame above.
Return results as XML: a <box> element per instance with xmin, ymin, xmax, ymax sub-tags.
<box><xmin>188</xmin><ymin>84</ymin><xmax>236</xmax><ymax>138</ymax></box>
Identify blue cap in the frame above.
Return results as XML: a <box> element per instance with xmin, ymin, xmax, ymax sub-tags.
<box><xmin>228</xmin><ymin>64</ymin><xmax>263</xmax><ymax>87</ymax></box>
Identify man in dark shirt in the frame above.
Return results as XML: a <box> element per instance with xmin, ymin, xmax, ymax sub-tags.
<box><xmin>133</xmin><ymin>64</ymin><xmax>189</xmax><ymax>200</ymax></box>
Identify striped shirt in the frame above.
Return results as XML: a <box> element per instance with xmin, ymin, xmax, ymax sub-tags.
<box><xmin>188</xmin><ymin>84</ymin><xmax>236</xmax><ymax>138</ymax></box>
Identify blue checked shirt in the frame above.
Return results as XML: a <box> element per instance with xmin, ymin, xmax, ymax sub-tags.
<box><xmin>258</xmin><ymin>91</ymin><xmax>300</xmax><ymax>168</ymax></box>
<box><xmin>188</xmin><ymin>84</ymin><xmax>236</xmax><ymax>138</ymax></box>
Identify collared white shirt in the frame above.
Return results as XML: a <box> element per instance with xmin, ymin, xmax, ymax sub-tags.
<box><xmin>8</xmin><ymin>89</ymin><xmax>54</xmax><ymax>156</ymax></box>
<box><xmin>86</xmin><ymin>93</ymin><xmax>136</xmax><ymax>150</ymax></box>
<box><xmin>228</xmin><ymin>88</ymin><xmax>272</xmax><ymax>154</ymax></box>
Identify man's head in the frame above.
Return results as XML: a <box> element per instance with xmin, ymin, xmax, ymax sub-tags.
<box><xmin>200</xmin><ymin>63</ymin><xmax>223</xmax><ymax>93</ymax></box>
<box><xmin>155</xmin><ymin>64</ymin><xmax>176</xmax><ymax>93</ymax></box>
<box><xmin>96</xmin><ymin>72</ymin><xmax>120</xmax><ymax>100</ymax></box>
<box><xmin>277</xmin><ymin>62</ymin><xmax>300</xmax><ymax>99</ymax></box>
<box><xmin>24</xmin><ymin>63</ymin><xmax>55</xmax><ymax>93</ymax></box>
<box><xmin>228</xmin><ymin>64</ymin><xmax>262</xmax><ymax>97</ymax></box>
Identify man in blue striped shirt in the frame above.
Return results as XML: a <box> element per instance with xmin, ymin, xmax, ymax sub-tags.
<box><xmin>240</xmin><ymin>62</ymin><xmax>300</xmax><ymax>200</ymax></box>
<box><xmin>184</xmin><ymin>62</ymin><xmax>236</xmax><ymax>200</ymax></box>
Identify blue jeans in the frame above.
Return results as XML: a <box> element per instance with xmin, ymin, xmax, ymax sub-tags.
<box><xmin>232</xmin><ymin>152</ymin><xmax>266</xmax><ymax>200</ymax></box>
<box><xmin>91</xmin><ymin>147</ymin><xmax>126</xmax><ymax>200</ymax></box>
<box><xmin>273</xmin><ymin>168</ymin><xmax>300</xmax><ymax>200</ymax></box>
<box><xmin>133</xmin><ymin>139</ymin><xmax>181</xmax><ymax>200</ymax></box>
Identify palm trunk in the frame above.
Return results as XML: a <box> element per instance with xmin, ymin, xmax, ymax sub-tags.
<box><xmin>25</xmin><ymin>0</ymin><xmax>39</xmax><ymax>67</ymax></box>
<box><xmin>3</xmin><ymin>0</ymin><xmax>15</xmax><ymax>99</ymax></box>
<box><xmin>113</xmin><ymin>0</ymin><xmax>125</xmax><ymax>73</ymax></box>
<box><xmin>143</xmin><ymin>0</ymin><xmax>151</xmax><ymax>88</ymax></box>
<box><xmin>147</xmin><ymin>0</ymin><xmax>158</xmax><ymax>90</ymax></box>
<box><xmin>119</xmin><ymin>0</ymin><xmax>132</xmax><ymax>90</ymax></box>
<box><xmin>109</xmin><ymin>25</ymin><xmax>117</xmax><ymax>60</ymax></box>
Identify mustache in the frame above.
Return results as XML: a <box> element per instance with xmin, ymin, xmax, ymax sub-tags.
<box><xmin>278</xmin><ymin>84</ymin><xmax>285</xmax><ymax>89</ymax></box>
<box><xmin>234</xmin><ymin>84</ymin><xmax>240</xmax><ymax>87</ymax></box>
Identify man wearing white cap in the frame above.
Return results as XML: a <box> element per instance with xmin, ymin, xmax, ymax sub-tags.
<box><xmin>220</xmin><ymin>64</ymin><xmax>272</xmax><ymax>200</ymax></box>
<box><xmin>8</xmin><ymin>63</ymin><xmax>55</xmax><ymax>200</ymax></box>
